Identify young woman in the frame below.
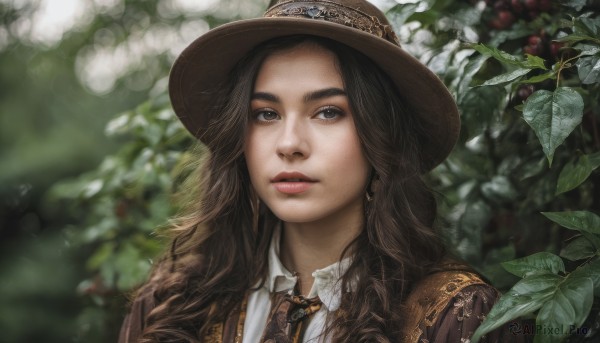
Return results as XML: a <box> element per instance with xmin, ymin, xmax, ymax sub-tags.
<box><xmin>119</xmin><ymin>0</ymin><xmax>523</xmax><ymax>342</ymax></box>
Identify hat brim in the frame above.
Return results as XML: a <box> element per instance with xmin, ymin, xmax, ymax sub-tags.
<box><xmin>169</xmin><ymin>17</ymin><xmax>459</xmax><ymax>171</ymax></box>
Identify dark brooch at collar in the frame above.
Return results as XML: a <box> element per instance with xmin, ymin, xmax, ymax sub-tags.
<box><xmin>264</xmin><ymin>0</ymin><xmax>400</xmax><ymax>46</ymax></box>
<box><xmin>285</xmin><ymin>294</ymin><xmax>322</xmax><ymax>324</ymax></box>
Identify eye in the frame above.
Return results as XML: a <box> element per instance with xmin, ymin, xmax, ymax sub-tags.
<box><xmin>254</xmin><ymin>110</ymin><xmax>280</xmax><ymax>122</ymax></box>
<box><xmin>314</xmin><ymin>106</ymin><xmax>343</xmax><ymax>120</ymax></box>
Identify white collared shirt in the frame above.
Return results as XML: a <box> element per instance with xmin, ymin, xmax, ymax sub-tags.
<box><xmin>242</xmin><ymin>226</ymin><xmax>351</xmax><ymax>343</ymax></box>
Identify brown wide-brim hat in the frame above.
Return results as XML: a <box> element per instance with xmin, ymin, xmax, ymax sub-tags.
<box><xmin>169</xmin><ymin>0</ymin><xmax>459</xmax><ymax>171</ymax></box>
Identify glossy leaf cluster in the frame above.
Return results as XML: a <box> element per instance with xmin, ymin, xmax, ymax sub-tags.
<box><xmin>386</xmin><ymin>0</ymin><xmax>599</xmax><ymax>341</ymax></box>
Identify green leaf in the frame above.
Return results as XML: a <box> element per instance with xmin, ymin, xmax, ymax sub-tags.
<box><xmin>471</xmin><ymin>44</ymin><xmax>547</xmax><ymax>69</ymax></box>
<box><xmin>453</xmin><ymin>200</ymin><xmax>491</xmax><ymax>262</ymax></box>
<box><xmin>520</xmin><ymin>70</ymin><xmax>557</xmax><ymax>84</ymax></box>
<box><xmin>502</xmin><ymin>252</ymin><xmax>565</xmax><ymax>278</ymax></box>
<box><xmin>471</xmin><ymin>43</ymin><xmax>513</xmax><ymax>61</ymax></box>
<box><xmin>522</xmin><ymin>87</ymin><xmax>585</xmax><ymax>165</ymax></box>
<box><xmin>542</xmin><ymin>211</ymin><xmax>600</xmax><ymax>234</ymax></box>
<box><xmin>82</xmin><ymin>179</ymin><xmax>104</xmax><ymax>198</ymax></box>
<box><xmin>450</xmin><ymin>6</ymin><xmax>482</xmax><ymax>26</ymax></box>
<box><xmin>554</xmin><ymin>34</ymin><xmax>598</xmax><ymax>44</ymax></box>
<box><xmin>525</xmin><ymin>54</ymin><xmax>547</xmax><ymax>70</ymax></box>
<box><xmin>574</xmin><ymin>43</ymin><xmax>600</xmax><ymax>57</ymax></box>
<box><xmin>114</xmin><ymin>243</ymin><xmax>152</xmax><ymax>290</ymax></box>
<box><xmin>536</xmin><ymin>276</ymin><xmax>594</xmax><ymax>342</ymax></box>
<box><xmin>471</xmin><ymin>273</ymin><xmax>562</xmax><ymax>343</ymax></box>
<box><xmin>570</xmin><ymin>258</ymin><xmax>600</xmax><ymax>296</ymax></box>
<box><xmin>556</xmin><ymin>155</ymin><xmax>593</xmax><ymax>195</ymax></box>
<box><xmin>478</xmin><ymin>68</ymin><xmax>531</xmax><ymax>87</ymax></box>
<box><xmin>589</xmin><ymin>151</ymin><xmax>600</xmax><ymax>169</ymax></box>
<box><xmin>87</xmin><ymin>242</ymin><xmax>116</xmax><ymax>270</ymax></box>
<box><xmin>481</xmin><ymin>245</ymin><xmax>518</xmax><ymax>289</ymax></box>
<box><xmin>518</xmin><ymin>157</ymin><xmax>547</xmax><ymax>180</ymax></box>
<box><xmin>387</xmin><ymin>3</ymin><xmax>420</xmax><ymax>27</ymax></box>
<box><xmin>560</xmin><ymin>236</ymin><xmax>597</xmax><ymax>261</ymax></box>
<box><xmin>581</xmin><ymin>231</ymin><xmax>600</xmax><ymax>249</ymax></box>
<box><xmin>457</xmin><ymin>54</ymin><xmax>489</xmax><ymax>97</ymax></box>
<box><xmin>105</xmin><ymin>113</ymin><xmax>131</xmax><ymax>136</ymax></box>
<box><xmin>481</xmin><ymin>175</ymin><xmax>518</xmax><ymax>203</ymax></box>
<box><xmin>459</xmin><ymin>86</ymin><xmax>505</xmax><ymax>138</ymax></box>
<box><xmin>561</xmin><ymin>0</ymin><xmax>586</xmax><ymax>11</ymax></box>
<box><xmin>576</xmin><ymin>54</ymin><xmax>600</xmax><ymax>84</ymax></box>
<box><xmin>574</xmin><ymin>17</ymin><xmax>600</xmax><ymax>37</ymax></box>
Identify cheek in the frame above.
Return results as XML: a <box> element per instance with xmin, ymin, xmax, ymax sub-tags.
<box><xmin>330</xmin><ymin>132</ymin><xmax>370</xmax><ymax>185</ymax></box>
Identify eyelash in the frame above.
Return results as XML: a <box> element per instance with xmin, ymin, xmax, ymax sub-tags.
<box><xmin>314</xmin><ymin>106</ymin><xmax>344</xmax><ymax>121</ymax></box>
<box><xmin>253</xmin><ymin>109</ymin><xmax>279</xmax><ymax>122</ymax></box>
<box><xmin>251</xmin><ymin>106</ymin><xmax>345</xmax><ymax>123</ymax></box>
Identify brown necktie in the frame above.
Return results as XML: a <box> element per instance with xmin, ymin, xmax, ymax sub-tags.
<box><xmin>260</xmin><ymin>291</ymin><xmax>322</xmax><ymax>343</ymax></box>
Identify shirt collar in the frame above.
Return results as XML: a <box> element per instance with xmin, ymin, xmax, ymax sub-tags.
<box><xmin>265</xmin><ymin>224</ymin><xmax>353</xmax><ymax>311</ymax></box>
<box><xmin>266</xmin><ymin>225</ymin><xmax>297</xmax><ymax>293</ymax></box>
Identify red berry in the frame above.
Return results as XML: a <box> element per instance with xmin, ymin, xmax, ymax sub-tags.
<box><xmin>489</xmin><ymin>19</ymin><xmax>503</xmax><ymax>30</ymax></box>
<box><xmin>528</xmin><ymin>35</ymin><xmax>542</xmax><ymax>46</ymax></box>
<box><xmin>550</xmin><ymin>41</ymin><xmax>564</xmax><ymax>57</ymax></box>
<box><xmin>498</xmin><ymin>10</ymin><xmax>516</xmax><ymax>27</ymax></box>
<box><xmin>517</xmin><ymin>85</ymin><xmax>535</xmax><ymax>100</ymax></box>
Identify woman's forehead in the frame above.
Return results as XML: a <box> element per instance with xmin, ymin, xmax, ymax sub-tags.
<box><xmin>254</xmin><ymin>42</ymin><xmax>343</xmax><ymax>89</ymax></box>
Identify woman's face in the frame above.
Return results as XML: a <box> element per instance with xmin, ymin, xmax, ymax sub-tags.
<box><xmin>244</xmin><ymin>43</ymin><xmax>371</xmax><ymax>226</ymax></box>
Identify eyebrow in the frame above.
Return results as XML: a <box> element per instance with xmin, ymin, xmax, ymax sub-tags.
<box><xmin>251</xmin><ymin>87</ymin><xmax>347</xmax><ymax>103</ymax></box>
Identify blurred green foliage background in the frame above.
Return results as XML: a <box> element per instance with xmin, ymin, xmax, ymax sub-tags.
<box><xmin>0</xmin><ymin>0</ymin><xmax>266</xmax><ymax>341</ymax></box>
<box><xmin>1</xmin><ymin>0</ymin><xmax>599</xmax><ymax>342</ymax></box>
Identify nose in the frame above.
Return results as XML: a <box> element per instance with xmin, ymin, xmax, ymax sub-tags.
<box><xmin>276</xmin><ymin>117</ymin><xmax>310</xmax><ymax>160</ymax></box>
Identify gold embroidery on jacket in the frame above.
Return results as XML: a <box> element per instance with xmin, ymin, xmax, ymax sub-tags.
<box><xmin>205</xmin><ymin>322</ymin><xmax>223</xmax><ymax>343</ymax></box>
<box><xmin>402</xmin><ymin>268</ymin><xmax>487</xmax><ymax>343</ymax></box>
<box><xmin>206</xmin><ymin>267</ymin><xmax>486</xmax><ymax>343</ymax></box>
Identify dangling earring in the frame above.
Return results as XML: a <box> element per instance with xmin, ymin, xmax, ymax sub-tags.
<box><xmin>366</xmin><ymin>189</ymin><xmax>374</xmax><ymax>202</ymax></box>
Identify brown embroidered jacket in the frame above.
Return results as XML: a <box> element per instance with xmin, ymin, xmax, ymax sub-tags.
<box><xmin>119</xmin><ymin>264</ymin><xmax>527</xmax><ymax>342</ymax></box>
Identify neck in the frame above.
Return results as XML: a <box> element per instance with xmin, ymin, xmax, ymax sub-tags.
<box><xmin>279</xmin><ymin>209</ymin><xmax>363</xmax><ymax>296</ymax></box>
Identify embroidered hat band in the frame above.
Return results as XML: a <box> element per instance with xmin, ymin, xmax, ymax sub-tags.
<box><xmin>264</xmin><ymin>0</ymin><xmax>400</xmax><ymax>45</ymax></box>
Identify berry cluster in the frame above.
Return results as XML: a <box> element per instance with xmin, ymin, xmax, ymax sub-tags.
<box><xmin>516</xmin><ymin>33</ymin><xmax>569</xmax><ymax>100</ymax></box>
<box><xmin>523</xmin><ymin>32</ymin><xmax>565</xmax><ymax>60</ymax></box>
<box><xmin>485</xmin><ymin>0</ymin><xmax>553</xmax><ymax>30</ymax></box>
<box><xmin>482</xmin><ymin>0</ymin><xmax>564</xmax><ymax>101</ymax></box>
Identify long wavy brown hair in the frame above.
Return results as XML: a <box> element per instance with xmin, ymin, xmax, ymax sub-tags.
<box><xmin>138</xmin><ymin>35</ymin><xmax>446</xmax><ymax>342</ymax></box>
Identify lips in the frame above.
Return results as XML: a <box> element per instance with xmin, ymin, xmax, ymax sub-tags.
<box><xmin>272</xmin><ymin>172</ymin><xmax>316</xmax><ymax>183</ymax></box>
<box><xmin>272</xmin><ymin>172</ymin><xmax>316</xmax><ymax>194</ymax></box>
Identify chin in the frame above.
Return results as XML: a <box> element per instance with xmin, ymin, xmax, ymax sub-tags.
<box><xmin>271</xmin><ymin>212</ymin><xmax>318</xmax><ymax>224</ymax></box>
<box><xmin>268</xmin><ymin>206</ymin><xmax>323</xmax><ymax>224</ymax></box>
